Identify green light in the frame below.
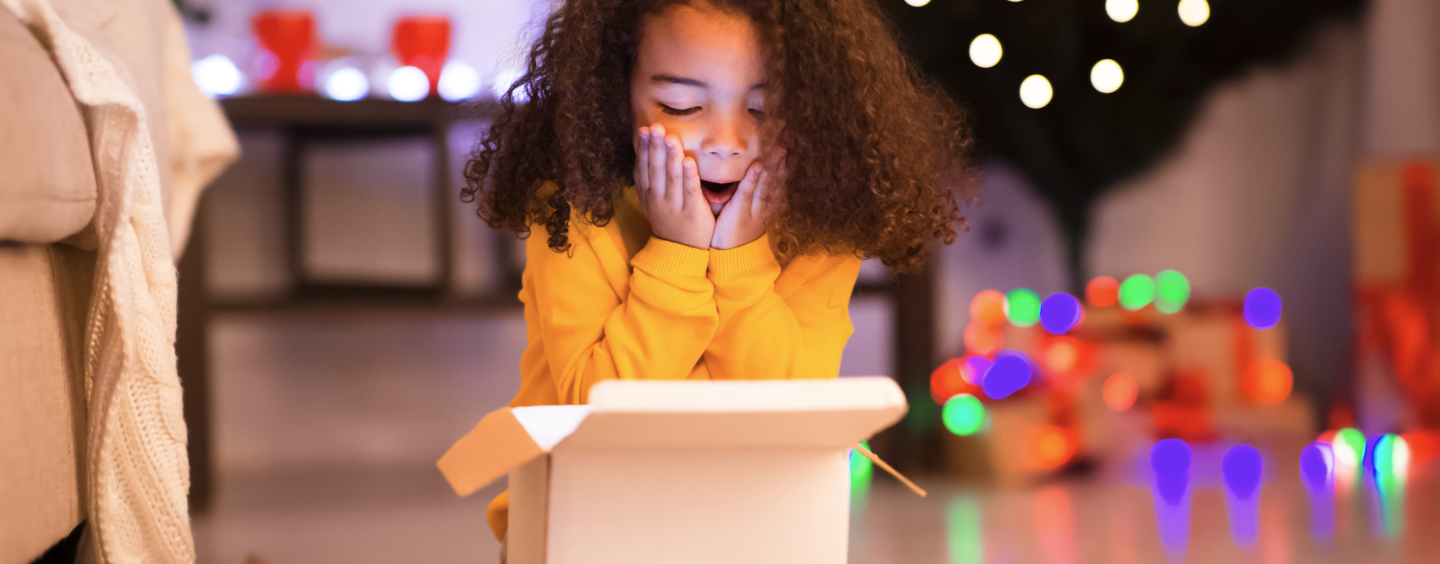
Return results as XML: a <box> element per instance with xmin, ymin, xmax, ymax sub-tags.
<box><xmin>1004</xmin><ymin>289</ymin><xmax>1041</xmax><ymax>327</ymax></box>
<box><xmin>943</xmin><ymin>394</ymin><xmax>986</xmax><ymax>436</ymax></box>
<box><xmin>946</xmin><ymin>496</ymin><xmax>984</xmax><ymax>564</ymax></box>
<box><xmin>850</xmin><ymin>441</ymin><xmax>874</xmax><ymax>486</ymax></box>
<box><xmin>1336</xmin><ymin>427</ymin><xmax>1366</xmax><ymax>465</ymax></box>
<box><xmin>1118</xmin><ymin>274</ymin><xmax>1155</xmax><ymax>311</ymax></box>
<box><xmin>1374</xmin><ymin>434</ymin><xmax>1395</xmax><ymax>476</ymax></box>
<box><xmin>1155</xmin><ymin>270</ymin><xmax>1190</xmax><ymax>314</ymax></box>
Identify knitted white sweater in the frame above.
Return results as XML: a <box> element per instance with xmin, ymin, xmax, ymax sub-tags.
<box><xmin>3</xmin><ymin>0</ymin><xmax>194</xmax><ymax>562</ymax></box>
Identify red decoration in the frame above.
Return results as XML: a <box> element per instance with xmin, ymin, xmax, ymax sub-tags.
<box><xmin>391</xmin><ymin>16</ymin><xmax>452</xmax><ymax>98</ymax></box>
<box><xmin>252</xmin><ymin>10</ymin><xmax>317</xmax><ymax>93</ymax></box>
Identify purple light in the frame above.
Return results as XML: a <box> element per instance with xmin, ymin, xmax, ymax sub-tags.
<box><xmin>1222</xmin><ymin>445</ymin><xmax>1263</xmax><ymax>500</ymax></box>
<box><xmin>981</xmin><ymin>351</ymin><xmax>1033</xmax><ymax>399</ymax></box>
<box><xmin>1242</xmin><ymin>288</ymin><xmax>1282</xmax><ymax>330</ymax></box>
<box><xmin>1300</xmin><ymin>442</ymin><xmax>1334</xmax><ymax>490</ymax></box>
<box><xmin>1151</xmin><ymin>439</ymin><xmax>1192</xmax><ymax>505</ymax></box>
<box><xmin>1039</xmin><ymin>293</ymin><xmax>1082</xmax><ymax>335</ymax></box>
<box><xmin>962</xmin><ymin>356</ymin><xmax>993</xmax><ymax>385</ymax></box>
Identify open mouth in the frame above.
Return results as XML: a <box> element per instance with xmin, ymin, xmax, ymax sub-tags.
<box><xmin>700</xmin><ymin>179</ymin><xmax>740</xmax><ymax>214</ymax></box>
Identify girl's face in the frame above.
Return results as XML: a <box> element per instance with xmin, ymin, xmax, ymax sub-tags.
<box><xmin>631</xmin><ymin>2</ymin><xmax>768</xmax><ymax>213</ymax></box>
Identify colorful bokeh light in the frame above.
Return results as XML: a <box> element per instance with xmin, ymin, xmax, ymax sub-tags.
<box><xmin>1004</xmin><ymin>289</ymin><xmax>1042</xmax><ymax>327</ymax></box>
<box><xmin>1222</xmin><ymin>445</ymin><xmax>1263</xmax><ymax>500</ymax></box>
<box><xmin>962</xmin><ymin>356</ymin><xmax>993</xmax><ymax>386</ymax></box>
<box><xmin>982</xmin><ymin>351</ymin><xmax>1034</xmax><ymax>399</ymax></box>
<box><xmin>970</xmin><ymin>289</ymin><xmax>1008</xmax><ymax>325</ymax></box>
<box><xmin>1243</xmin><ymin>287</ymin><xmax>1283</xmax><ymax>330</ymax></box>
<box><xmin>1250</xmin><ymin>359</ymin><xmax>1293</xmax><ymax>404</ymax></box>
<box><xmin>1103</xmin><ymin>372</ymin><xmax>1138</xmax><ymax>412</ymax></box>
<box><xmin>1040</xmin><ymin>293</ymin><xmax>1082</xmax><ymax>334</ymax></box>
<box><xmin>1119</xmin><ymin>274</ymin><xmax>1156</xmax><ymax>311</ymax></box>
<box><xmin>1044</xmin><ymin>338</ymin><xmax>1079</xmax><ymax>373</ymax></box>
<box><xmin>1333</xmin><ymin>427</ymin><xmax>1365</xmax><ymax>468</ymax></box>
<box><xmin>1033</xmin><ymin>426</ymin><xmax>1076</xmax><ymax>469</ymax></box>
<box><xmin>850</xmin><ymin>441</ymin><xmax>874</xmax><ymax>486</ymax></box>
<box><xmin>1086</xmin><ymin>276</ymin><xmax>1119</xmax><ymax>307</ymax></box>
<box><xmin>930</xmin><ymin>358</ymin><xmax>968</xmax><ymax>403</ymax></box>
<box><xmin>1300</xmin><ymin>442</ymin><xmax>1334</xmax><ymax>490</ymax></box>
<box><xmin>1154</xmin><ymin>270</ymin><xmax>1190</xmax><ymax>314</ymax></box>
<box><xmin>943</xmin><ymin>394</ymin><xmax>987</xmax><ymax>436</ymax></box>
<box><xmin>1151</xmin><ymin>438</ymin><xmax>1193</xmax><ymax>505</ymax></box>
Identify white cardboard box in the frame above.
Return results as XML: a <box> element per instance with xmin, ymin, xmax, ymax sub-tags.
<box><xmin>438</xmin><ymin>377</ymin><xmax>907</xmax><ymax>564</ymax></box>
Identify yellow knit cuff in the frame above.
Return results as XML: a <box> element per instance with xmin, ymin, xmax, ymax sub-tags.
<box><xmin>709</xmin><ymin>234</ymin><xmax>776</xmax><ymax>276</ymax></box>
<box><xmin>633</xmin><ymin>237</ymin><xmax>711</xmax><ymax>277</ymax></box>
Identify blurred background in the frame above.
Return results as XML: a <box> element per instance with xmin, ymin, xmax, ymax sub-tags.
<box><xmin>158</xmin><ymin>0</ymin><xmax>1438</xmax><ymax>562</ymax></box>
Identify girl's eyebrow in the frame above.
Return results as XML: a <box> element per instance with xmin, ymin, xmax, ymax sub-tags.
<box><xmin>651</xmin><ymin>74</ymin><xmax>766</xmax><ymax>90</ymax></box>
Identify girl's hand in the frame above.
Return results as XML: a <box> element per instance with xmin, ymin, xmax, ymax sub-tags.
<box><xmin>711</xmin><ymin>150</ymin><xmax>783</xmax><ymax>250</ymax></box>
<box><xmin>635</xmin><ymin>124</ymin><xmax>715</xmax><ymax>249</ymax></box>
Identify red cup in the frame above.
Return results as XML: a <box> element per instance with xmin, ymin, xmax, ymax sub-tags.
<box><xmin>252</xmin><ymin>9</ymin><xmax>317</xmax><ymax>93</ymax></box>
<box><xmin>391</xmin><ymin>16</ymin><xmax>451</xmax><ymax>98</ymax></box>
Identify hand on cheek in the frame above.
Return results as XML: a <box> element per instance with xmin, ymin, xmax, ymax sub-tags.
<box><xmin>710</xmin><ymin>155</ymin><xmax>778</xmax><ymax>250</ymax></box>
<box><xmin>634</xmin><ymin>123</ymin><xmax>716</xmax><ymax>249</ymax></box>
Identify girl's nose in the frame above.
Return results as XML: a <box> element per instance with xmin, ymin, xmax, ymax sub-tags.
<box><xmin>703</xmin><ymin>115</ymin><xmax>750</xmax><ymax>159</ymax></box>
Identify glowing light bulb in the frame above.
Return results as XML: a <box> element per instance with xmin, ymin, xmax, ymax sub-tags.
<box><xmin>969</xmin><ymin>34</ymin><xmax>1003</xmax><ymax>68</ymax></box>
<box><xmin>904</xmin><ymin>0</ymin><xmax>931</xmax><ymax>6</ymax></box>
<box><xmin>943</xmin><ymin>394</ymin><xmax>986</xmax><ymax>436</ymax></box>
<box><xmin>438</xmin><ymin>61</ymin><xmax>481</xmax><ymax>102</ymax></box>
<box><xmin>930</xmin><ymin>358</ymin><xmax>967</xmax><ymax>403</ymax></box>
<box><xmin>493</xmin><ymin>68</ymin><xmax>528</xmax><ymax>103</ymax></box>
<box><xmin>961</xmin><ymin>356</ymin><xmax>993</xmax><ymax>386</ymax></box>
<box><xmin>1090</xmin><ymin>59</ymin><xmax>1124</xmax><ymax>94</ymax></box>
<box><xmin>192</xmin><ymin>54</ymin><xmax>242</xmax><ymax>98</ymax></box>
<box><xmin>1178</xmin><ymin>0</ymin><xmax>1210</xmax><ymax>26</ymax></box>
<box><xmin>1154</xmin><ymin>269</ymin><xmax>1190</xmax><ymax>313</ymax></box>
<box><xmin>1222</xmin><ymin>445</ymin><xmax>1263</xmax><ymax>500</ymax></box>
<box><xmin>1040</xmin><ymin>293</ymin><xmax>1082</xmax><ymax>334</ymax></box>
<box><xmin>1103</xmin><ymin>373</ymin><xmax>1138</xmax><ymax>412</ymax></box>
<box><xmin>1106</xmin><ymin>0</ymin><xmax>1139</xmax><ymax>22</ymax></box>
<box><xmin>1087</xmin><ymin>276</ymin><xmax>1119</xmax><ymax>307</ymax></box>
<box><xmin>982</xmin><ymin>351</ymin><xmax>1033</xmax><ymax>399</ymax></box>
<box><xmin>1243</xmin><ymin>288</ymin><xmax>1282</xmax><ymax>330</ymax></box>
<box><xmin>1033</xmin><ymin>426</ymin><xmax>1075</xmax><ymax>469</ymax></box>
<box><xmin>1332</xmin><ymin>428</ymin><xmax>1365</xmax><ymax>468</ymax></box>
<box><xmin>1019</xmin><ymin>75</ymin><xmax>1053</xmax><ymax>109</ymax></box>
<box><xmin>970</xmin><ymin>289</ymin><xmax>1008</xmax><ymax>325</ymax></box>
<box><xmin>1004</xmin><ymin>288</ymin><xmax>1041</xmax><ymax>327</ymax></box>
<box><xmin>323</xmin><ymin>67</ymin><xmax>369</xmax><ymax>102</ymax></box>
<box><xmin>1299</xmin><ymin>442</ymin><xmax>1334</xmax><ymax>489</ymax></box>
<box><xmin>388</xmin><ymin>66</ymin><xmax>430</xmax><ymax>102</ymax></box>
<box><xmin>963</xmin><ymin>321</ymin><xmax>1003</xmax><ymax>356</ymax></box>
<box><xmin>1250</xmin><ymin>359</ymin><xmax>1293</xmax><ymax>404</ymax></box>
<box><xmin>1119</xmin><ymin>274</ymin><xmax>1155</xmax><ymax>310</ymax></box>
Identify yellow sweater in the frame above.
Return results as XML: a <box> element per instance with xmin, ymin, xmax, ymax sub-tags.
<box><xmin>486</xmin><ymin>186</ymin><xmax>862</xmax><ymax>540</ymax></box>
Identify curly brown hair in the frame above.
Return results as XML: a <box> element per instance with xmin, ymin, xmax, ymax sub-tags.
<box><xmin>461</xmin><ymin>0</ymin><xmax>974</xmax><ymax>271</ymax></box>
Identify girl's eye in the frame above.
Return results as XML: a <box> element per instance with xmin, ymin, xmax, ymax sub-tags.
<box><xmin>659</xmin><ymin>104</ymin><xmax>701</xmax><ymax>116</ymax></box>
<box><xmin>749</xmin><ymin>108</ymin><xmax>767</xmax><ymax>122</ymax></box>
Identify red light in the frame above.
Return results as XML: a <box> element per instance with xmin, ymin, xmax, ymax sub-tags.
<box><xmin>252</xmin><ymin>10</ymin><xmax>317</xmax><ymax>93</ymax></box>
<box><xmin>931</xmin><ymin>358</ymin><xmax>969</xmax><ymax>403</ymax></box>
<box><xmin>1045</xmin><ymin>339</ymin><xmax>1079</xmax><ymax>372</ymax></box>
<box><xmin>1103</xmin><ymin>373</ymin><xmax>1138</xmax><ymax>412</ymax></box>
<box><xmin>1033</xmin><ymin>426</ymin><xmax>1076</xmax><ymax>469</ymax></box>
<box><xmin>1086</xmin><ymin>276</ymin><xmax>1119</xmax><ymax>307</ymax></box>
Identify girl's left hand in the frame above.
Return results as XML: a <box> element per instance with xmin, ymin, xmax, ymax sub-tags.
<box><xmin>711</xmin><ymin>151</ymin><xmax>783</xmax><ymax>250</ymax></box>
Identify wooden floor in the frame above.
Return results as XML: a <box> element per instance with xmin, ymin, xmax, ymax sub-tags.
<box><xmin>191</xmin><ymin>309</ymin><xmax>1437</xmax><ymax>564</ymax></box>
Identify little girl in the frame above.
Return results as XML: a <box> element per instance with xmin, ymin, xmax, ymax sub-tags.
<box><xmin>461</xmin><ymin>0</ymin><xmax>972</xmax><ymax>544</ymax></box>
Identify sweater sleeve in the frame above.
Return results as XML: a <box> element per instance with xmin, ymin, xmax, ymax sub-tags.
<box><xmin>529</xmin><ymin>225</ymin><xmax>718</xmax><ymax>404</ymax></box>
<box><xmin>702</xmin><ymin>235</ymin><xmax>861</xmax><ymax>380</ymax></box>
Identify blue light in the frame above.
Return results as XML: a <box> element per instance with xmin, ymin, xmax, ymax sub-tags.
<box><xmin>1222</xmin><ymin>445</ymin><xmax>1263</xmax><ymax>500</ymax></box>
<box><xmin>1300</xmin><ymin>442</ymin><xmax>1334</xmax><ymax>490</ymax></box>
<box><xmin>981</xmin><ymin>351</ymin><xmax>1033</xmax><ymax>399</ymax></box>
<box><xmin>1151</xmin><ymin>439</ymin><xmax>1192</xmax><ymax>505</ymax></box>
<box><xmin>1242</xmin><ymin>288</ymin><xmax>1282</xmax><ymax>330</ymax></box>
<box><xmin>1039</xmin><ymin>292</ymin><xmax>1082</xmax><ymax>334</ymax></box>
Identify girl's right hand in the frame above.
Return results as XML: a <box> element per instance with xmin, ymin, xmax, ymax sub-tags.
<box><xmin>634</xmin><ymin>124</ymin><xmax>715</xmax><ymax>249</ymax></box>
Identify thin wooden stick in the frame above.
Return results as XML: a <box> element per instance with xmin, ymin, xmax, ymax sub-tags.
<box><xmin>852</xmin><ymin>442</ymin><xmax>927</xmax><ymax>497</ymax></box>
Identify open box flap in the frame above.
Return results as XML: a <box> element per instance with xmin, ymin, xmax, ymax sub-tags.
<box><xmin>437</xmin><ymin>405</ymin><xmax>592</xmax><ymax>496</ymax></box>
<box><xmin>562</xmin><ymin>377</ymin><xmax>907</xmax><ymax>450</ymax></box>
